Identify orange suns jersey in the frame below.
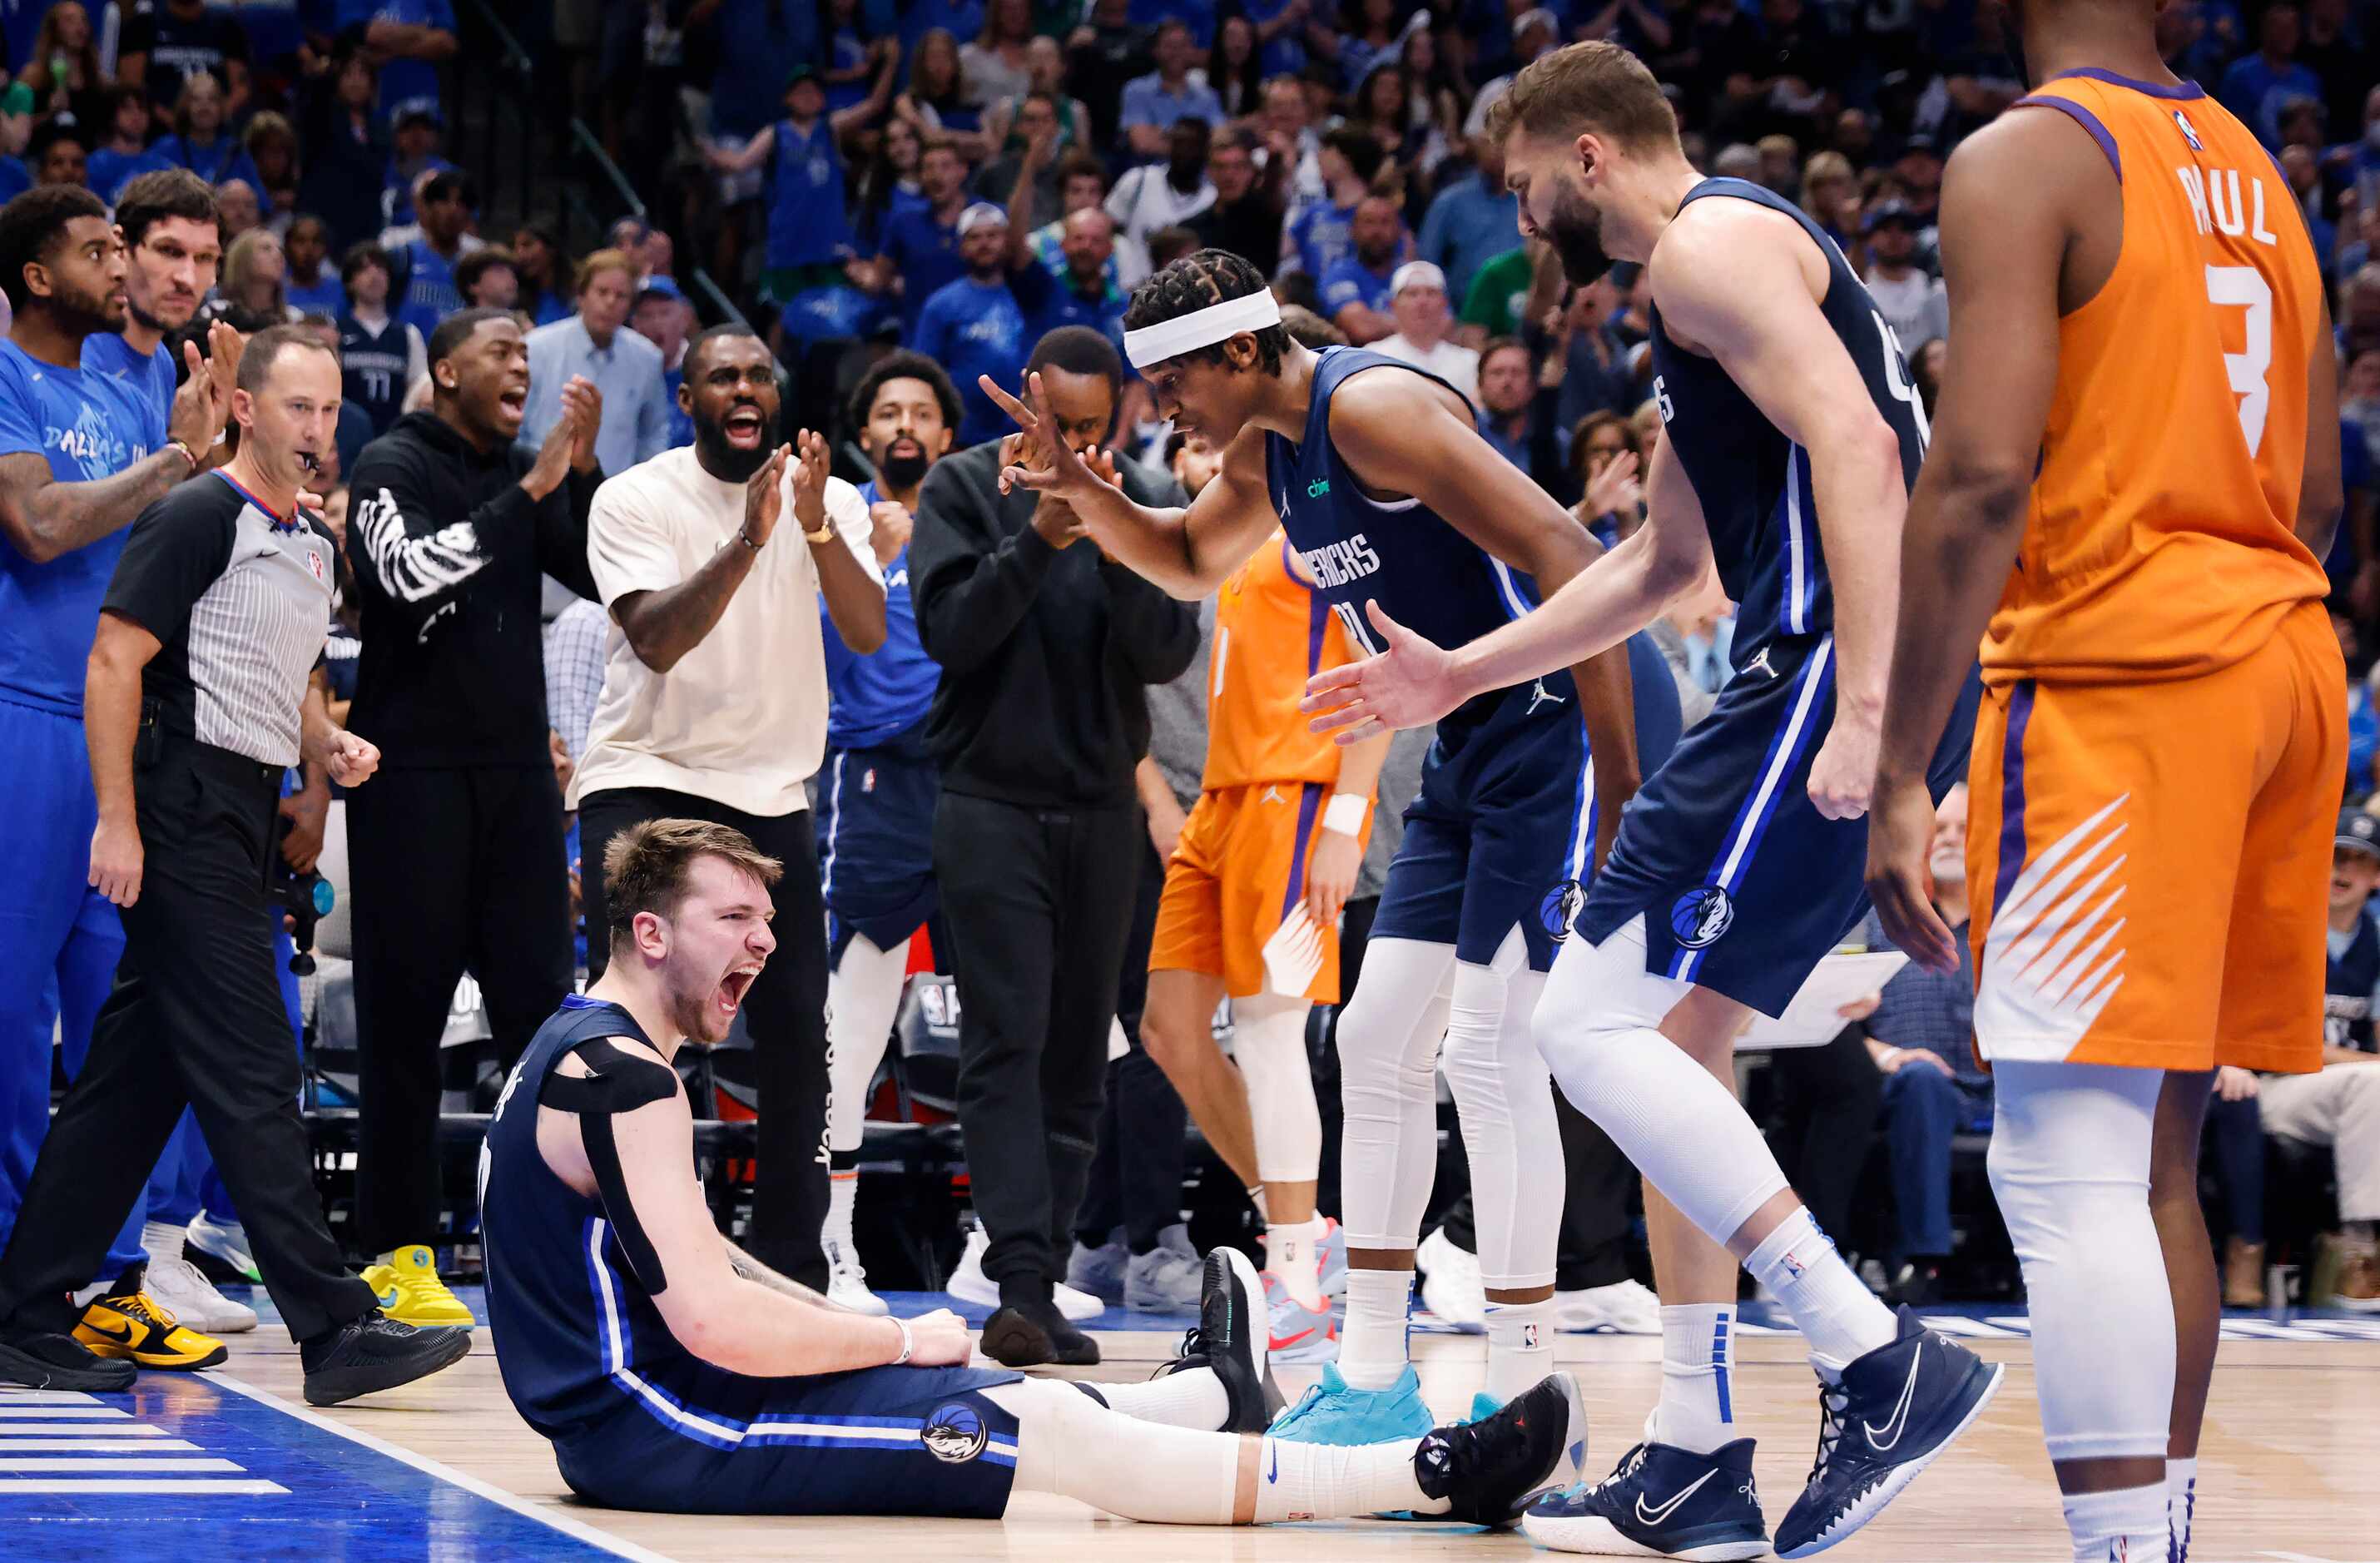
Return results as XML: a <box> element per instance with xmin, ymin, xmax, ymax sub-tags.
<box><xmin>1200</xmin><ymin>529</ymin><xmax>1355</xmax><ymax>791</ymax></box>
<box><xmin>1981</xmin><ymin>72</ymin><xmax>2331</xmax><ymax>687</ymax></box>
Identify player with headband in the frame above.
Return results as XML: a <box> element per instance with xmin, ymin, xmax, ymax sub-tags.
<box><xmin>981</xmin><ymin>248</ymin><xmax>1682</xmax><ymax>1441</ymax></box>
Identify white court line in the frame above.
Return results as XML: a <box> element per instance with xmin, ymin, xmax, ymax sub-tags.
<box><xmin>0</xmin><ymin>1391</ymin><xmax>99</xmax><ymax>1405</ymax></box>
<box><xmin>0</xmin><ymin>1458</ymin><xmax>245</xmax><ymax>1472</ymax></box>
<box><xmin>0</xmin><ymin>1422</ymin><xmax>163</xmax><ymax>1435</ymax></box>
<box><xmin>0</xmin><ymin>1439</ymin><xmax>201</xmax><ymax>1452</ymax></box>
<box><xmin>0</xmin><ymin>1406</ymin><xmax>131</xmax><ymax>1417</ymax></box>
<box><xmin>208</xmin><ymin>1373</ymin><xmax>679</xmax><ymax>1563</ymax></box>
<box><xmin>0</xmin><ymin>1478</ymin><xmax>287</xmax><ymax>1494</ymax></box>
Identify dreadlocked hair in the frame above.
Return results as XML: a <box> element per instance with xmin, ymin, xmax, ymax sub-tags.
<box><xmin>1122</xmin><ymin>248</ymin><xmax>1289</xmax><ymax>376</ymax></box>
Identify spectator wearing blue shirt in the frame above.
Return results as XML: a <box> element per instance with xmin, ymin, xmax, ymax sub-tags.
<box><xmin>912</xmin><ymin>204</ymin><xmax>1034</xmax><ymax>449</ymax></box>
<box><xmin>82</xmin><ymin>171</ymin><xmax>221</xmax><ymax>445</ymax></box>
<box><xmin>1416</xmin><ymin>141</ymin><xmax>1520</xmax><ymax>305</ymax></box>
<box><xmin>335</xmin><ymin>0</ymin><xmax>458</xmax><ymax>128</ymax></box>
<box><xmin>2219</xmin><ymin>2</ymin><xmax>2325</xmax><ymax>146</ymax></box>
<box><xmin>869</xmin><ymin>140</ymin><xmax>974</xmax><ymax>344</ymax></box>
<box><xmin>1013</xmin><ymin>208</ymin><xmax>1131</xmax><ymax>363</ymax></box>
<box><xmin>508</xmin><ymin>224</ymin><xmax>573</xmax><ymax>328</ymax></box>
<box><xmin>704</xmin><ymin>62</ymin><xmax>895</xmax><ymax>318</ymax></box>
<box><xmin>522</xmin><ymin>247</ymin><xmax>671</xmax><ymax>476</ymax></box>
<box><xmin>85</xmin><ymin>87</ymin><xmax>171</xmax><ymax>206</ymax></box>
<box><xmin>379</xmin><ymin>112</ymin><xmax>458</xmax><ymax>235</ymax></box>
<box><xmin>1316</xmin><ymin>194</ymin><xmax>1403</xmax><ymax>345</ymax></box>
<box><xmin>0</xmin><ymin>153</ymin><xmax>25</xmax><ymax>206</ymax></box>
<box><xmin>0</xmin><ymin>185</ymin><xmax>217</xmax><ymax>1320</ymax></box>
<box><xmin>1128</xmin><ymin>0</ymin><xmax>1216</xmax><ymax>48</ymax></box>
<box><xmin>1475</xmin><ymin>335</ymin><xmax>1535</xmax><ymax>472</ymax></box>
<box><xmin>1118</xmin><ymin>21</ymin><xmax>1225</xmax><ymax>161</ymax></box>
<box><xmin>285</xmin><ymin>216</ymin><xmax>344</xmax><ymax>318</ymax></box>
<box><xmin>2345</xmin><ymin>615</ymin><xmax>2378</xmax><ymax>794</ymax></box>
<box><xmin>1281</xmin><ymin>124</ymin><xmax>1383</xmax><ymax>279</ymax></box>
<box><xmin>151</xmin><ymin>72</ymin><xmax>259</xmax><ymax>191</ymax></box>
<box><xmin>389</xmin><ymin>168</ymin><xmax>475</xmax><ymax>340</ymax></box>
<box><xmin>631</xmin><ymin>277</ymin><xmax>697</xmax><ymax>453</ymax></box>
<box><xmin>1245</xmin><ymin>0</ymin><xmax>1310</xmax><ymax>77</ymax></box>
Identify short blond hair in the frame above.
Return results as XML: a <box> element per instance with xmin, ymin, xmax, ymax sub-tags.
<box><xmin>574</xmin><ymin>246</ymin><xmax>638</xmax><ymax>297</ymax></box>
<box><xmin>1487</xmin><ymin>40</ymin><xmax>1679</xmax><ymax>154</ymax></box>
<box><xmin>602</xmin><ymin>819</ymin><xmax>783</xmax><ymax>945</ymax></box>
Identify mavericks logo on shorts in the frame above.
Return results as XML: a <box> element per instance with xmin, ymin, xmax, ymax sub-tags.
<box><xmin>1539</xmin><ymin>879</ymin><xmax>1585</xmax><ymax>942</ymax></box>
<box><xmin>1670</xmin><ymin>886</ymin><xmax>1734</xmax><ymax>950</ymax></box>
<box><xmin>923</xmin><ymin>1400</ymin><xmax>989</xmax><ymax>1463</ymax></box>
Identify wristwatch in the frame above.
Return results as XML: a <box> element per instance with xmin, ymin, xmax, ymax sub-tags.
<box><xmin>803</xmin><ymin>513</ymin><xmax>835</xmax><ymax>544</ymax></box>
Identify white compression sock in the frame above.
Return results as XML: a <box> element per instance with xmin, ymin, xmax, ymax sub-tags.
<box><xmin>825</xmin><ymin>1170</ymin><xmax>858</xmax><ymax>1253</ymax></box>
<box><xmin>1442</xmin><ymin>939</ymin><xmax>1561</xmax><ymax>1295</ymax></box>
<box><xmin>1084</xmin><ymin>1367</ymin><xmax>1230</xmax><ymax>1431</ymax></box>
<box><xmin>1268</xmin><ymin>1218</ymin><xmax>1325</xmax><ymax>1309</ymax></box>
<box><xmin>1743</xmin><ymin>1208</ymin><xmax>1897</xmax><ymax>1374</ymax></box>
<box><xmin>825</xmin><ymin>933</ymin><xmax>910</xmax><ymax>1155</ymax></box>
<box><xmin>1650</xmin><ymin>1304</ymin><xmax>1738</xmax><ymax>1453</ymax></box>
<box><xmin>1236</xmin><ymin>993</ymin><xmax>1321</xmax><ymax>1183</ymax></box>
<box><xmin>1336</xmin><ymin>939</ymin><xmax>1458</xmax><ymax>1257</ymax></box>
<box><xmin>1483</xmin><ymin>1298</ymin><xmax>1554</xmax><ymax>1406</ymax></box>
<box><xmin>1255</xmin><ymin>1436</ymin><xmax>1443</xmax><ymax>1522</ymax></box>
<box><xmin>2060</xmin><ymin>1483</ymin><xmax>2166</xmax><ymax>1562</ymax></box>
<box><xmin>2166</xmin><ymin>1456</ymin><xmax>2198</xmax><ymax>1562</ymax></box>
<box><xmin>141</xmin><ymin>1220</ymin><xmax>187</xmax><ymax>1263</ymax></box>
<box><xmin>1339</xmin><ymin>1268</ymin><xmax>1413</xmax><ymax>1390</ymax></box>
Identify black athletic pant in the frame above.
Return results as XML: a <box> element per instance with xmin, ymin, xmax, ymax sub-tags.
<box><xmin>935</xmin><ymin>791</ymin><xmax>1141</xmax><ymax>1297</ymax></box>
<box><xmin>1439</xmin><ymin>1094</ymin><xmax>1639</xmax><ymax>1291</ymax></box>
<box><xmin>1765</xmin><ymin>1024</ymin><xmax>1885</xmax><ymax>1248</ymax></box>
<box><xmin>580</xmin><ymin>786</ymin><xmax>832</xmax><ymax>1292</ymax></box>
<box><xmin>349</xmin><ymin>762</ymin><xmax>573</xmax><ymax>1258</ymax></box>
<box><xmin>0</xmin><ymin>742</ymin><xmax>378</xmax><ymax>1343</ymax></box>
<box><xmin>1073</xmin><ymin>844</ymin><xmax>1189</xmax><ymax>1254</ymax></box>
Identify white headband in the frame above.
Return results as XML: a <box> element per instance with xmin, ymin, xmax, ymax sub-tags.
<box><xmin>1123</xmin><ymin>290</ymin><xmax>1282</xmax><ymax>370</ymax></box>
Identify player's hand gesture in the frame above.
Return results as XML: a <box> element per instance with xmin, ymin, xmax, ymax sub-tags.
<box><xmin>1301</xmin><ymin>599</ymin><xmax>1461</xmax><ymax>743</ymax></box>
<box><xmin>743</xmin><ymin>444</ymin><xmax>791</xmax><ymax>547</ymax></box>
<box><xmin>168</xmin><ymin>336</ymin><xmax>226</xmax><ymax>455</ymax></box>
<box><xmin>790</xmin><ymin>427</ymin><xmax>831</xmax><ymax>536</ymax></box>
<box><xmin>1807</xmin><ymin>707</ymin><xmax>1878</xmax><ymax>821</ymax></box>
<box><xmin>980</xmin><ymin>371</ymin><xmax>1112</xmax><ymax>509</ymax></box>
<box><xmin>1863</xmin><ymin>774</ymin><xmax>1960</xmax><ymax>975</ymax></box>
<box><xmin>900</xmin><ymin>1308</ymin><xmax>973</xmax><ymax>1367</ymax></box>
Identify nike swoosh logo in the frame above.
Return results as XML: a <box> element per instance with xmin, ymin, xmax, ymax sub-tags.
<box><xmin>83</xmin><ymin>1317</ymin><xmax>137</xmax><ymax>1343</ymax></box>
<box><xmin>1271</xmin><ymin>1325</ymin><xmax>1317</xmax><ymax>1348</ymax></box>
<box><xmin>1267</xmin><ymin>1441</ymin><xmax>1279</xmax><ymax>1484</ymax></box>
<box><xmin>1634</xmin><ymin>1466</ymin><xmax>1717</xmax><ymax>1526</ymax></box>
<box><xmin>376</xmin><ymin>1285</ymin><xmax>402</xmax><ymax>1310</ymax></box>
<box><xmin>1863</xmin><ymin>1344</ymin><xmax>1924</xmax><ymax>1451</ymax></box>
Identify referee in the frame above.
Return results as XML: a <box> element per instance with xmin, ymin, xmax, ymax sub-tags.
<box><xmin>0</xmin><ymin>325</ymin><xmax>470</xmax><ymax>1405</ymax></box>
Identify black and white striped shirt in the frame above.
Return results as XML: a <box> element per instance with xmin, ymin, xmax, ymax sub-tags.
<box><xmin>102</xmin><ymin>471</ymin><xmax>335</xmax><ymax>767</ymax></box>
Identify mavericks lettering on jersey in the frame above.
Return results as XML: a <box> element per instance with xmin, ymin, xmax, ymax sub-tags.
<box><xmin>1300</xmin><ymin>533</ymin><xmax>1381</xmax><ymax>590</ymax></box>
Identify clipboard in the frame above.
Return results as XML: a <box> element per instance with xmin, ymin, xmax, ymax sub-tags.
<box><xmin>1738</xmin><ymin>950</ymin><xmax>1911</xmax><ymax>1050</ymax></box>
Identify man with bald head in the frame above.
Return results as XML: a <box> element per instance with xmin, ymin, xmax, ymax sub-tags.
<box><xmin>1317</xmin><ymin>195</ymin><xmax>1405</xmax><ymax>345</ymax></box>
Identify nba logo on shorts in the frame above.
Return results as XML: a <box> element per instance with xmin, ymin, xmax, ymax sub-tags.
<box><xmin>1539</xmin><ymin>879</ymin><xmax>1585</xmax><ymax>941</ymax></box>
<box><xmin>1670</xmin><ymin>886</ymin><xmax>1734</xmax><ymax>950</ymax></box>
<box><xmin>922</xmin><ymin>1401</ymin><xmax>989</xmax><ymax>1463</ymax></box>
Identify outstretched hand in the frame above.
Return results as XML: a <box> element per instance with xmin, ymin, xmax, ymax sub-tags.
<box><xmin>1299</xmin><ymin>599</ymin><xmax>1463</xmax><ymax>745</ymax></box>
<box><xmin>979</xmin><ymin>371</ymin><xmax>1112</xmax><ymax>507</ymax></box>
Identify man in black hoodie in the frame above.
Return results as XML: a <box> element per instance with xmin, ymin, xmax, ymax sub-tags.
<box><xmin>910</xmin><ymin>326</ymin><xmax>1198</xmax><ymax>1367</ymax></box>
<box><xmin>343</xmin><ymin>306</ymin><xmax>603</xmax><ymax>1320</ymax></box>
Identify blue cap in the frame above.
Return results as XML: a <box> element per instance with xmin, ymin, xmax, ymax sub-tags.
<box><xmin>637</xmin><ymin>275</ymin><xmax>683</xmax><ymax>304</ymax></box>
<box><xmin>2339</xmin><ymin>808</ymin><xmax>2380</xmax><ymax>860</ymax></box>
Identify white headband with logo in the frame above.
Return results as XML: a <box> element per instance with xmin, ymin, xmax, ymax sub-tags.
<box><xmin>1123</xmin><ymin>290</ymin><xmax>1282</xmax><ymax>370</ymax></box>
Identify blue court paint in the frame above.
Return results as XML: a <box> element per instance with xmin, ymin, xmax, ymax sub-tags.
<box><xmin>0</xmin><ymin>1376</ymin><xmax>660</xmax><ymax>1561</ymax></box>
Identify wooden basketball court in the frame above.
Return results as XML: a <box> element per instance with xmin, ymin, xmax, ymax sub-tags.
<box><xmin>22</xmin><ymin>1307</ymin><xmax>2370</xmax><ymax>1562</ymax></box>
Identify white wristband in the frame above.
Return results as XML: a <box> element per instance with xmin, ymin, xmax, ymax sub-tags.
<box><xmin>1321</xmin><ymin>792</ymin><xmax>1369</xmax><ymax>836</ymax></box>
<box><xmin>890</xmin><ymin>1316</ymin><xmax>913</xmax><ymax>1366</ymax></box>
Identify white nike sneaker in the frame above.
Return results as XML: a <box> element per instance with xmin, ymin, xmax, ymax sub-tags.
<box><xmin>1417</xmin><ymin>1224</ymin><xmax>1485</xmax><ymax>1332</ymax></box>
<box><xmin>144</xmin><ymin>1253</ymin><xmax>259</xmax><ymax>1334</ymax></box>
<box><xmin>1554</xmin><ymin>1278</ymin><xmax>1660</xmax><ymax>1335</ymax></box>
<box><xmin>948</xmin><ymin>1225</ymin><xmax>1105</xmax><ymax>1320</ymax></box>
<box><xmin>184</xmin><ymin>1211</ymin><xmax>260</xmax><ymax>1284</ymax></box>
<box><xmin>824</xmin><ymin>1238</ymin><xmax>890</xmax><ymax>1316</ymax></box>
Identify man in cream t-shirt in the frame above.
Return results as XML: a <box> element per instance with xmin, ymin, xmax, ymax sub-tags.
<box><xmin>1371</xmin><ymin>262</ymin><xmax>1480</xmax><ymax>411</ymax></box>
<box><xmin>569</xmin><ymin>325</ymin><xmax>886</xmax><ymax>1293</ymax></box>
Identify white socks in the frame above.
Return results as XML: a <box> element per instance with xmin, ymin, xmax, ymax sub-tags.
<box><xmin>2061</xmin><ymin>1482</ymin><xmax>2165</xmax><ymax>1561</ymax></box>
<box><xmin>1090</xmin><ymin>1367</ymin><xmax>1230</xmax><ymax>1431</ymax></box>
<box><xmin>1269</xmin><ymin>1217</ymin><xmax>1324</xmax><ymax>1309</ymax></box>
<box><xmin>2166</xmin><ymin>1456</ymin><xmax>2197</xmax><ymax>1562</ymax></box>
<box><xmin>141</xmin><ymin>1220</ymin><xmax>187</xmax><ymax>1263</ymax></box>
<box><xmin>1338</xmin><ymin>1268</ymin><xmax>1412</xmax><ymax>1390</ymax></box>
<box><xmin>1651</xmin><ymin>1303</ymin><xmax>1737</xmax><ymax>1453</ymax></box>
<box><xmin>1255</xmin><ymin>1436</ymin><xmax>1443</xmax><ymax>1521</ymax></box>
<box><xmin>1744</xmin><ymin>1207</ymin><xmax>1897</xmax><ymax>1374</ymax></box>
<box><xmin>825</xmin><ymin>1171</ymin><xmax>857</xmax><ymax>1253</ymax></box>
<box><xmin>1483</xmin><ymin>1298</ymin><xmax>1553</xmax><ymax>1405</ymax></box>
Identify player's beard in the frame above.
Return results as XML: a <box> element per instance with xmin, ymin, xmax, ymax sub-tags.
<box><xmin>695</xmin><ymin>403</ymin><xmax>779</xmax><ymax>483</ymax></box>
<box><xmin>1546</xmin><ymin>180</ymin><xmax>1617</xmax><ymax>288</ymax></box>
<box><xmin>877</xmin><ymin>442</ymin><xmax>930</xmax><ymax>489</ymax></box>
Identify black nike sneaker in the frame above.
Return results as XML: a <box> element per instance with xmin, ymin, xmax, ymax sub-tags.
<box><xmin>1774</xmin><ymin>1305</ymin><xmax>2005</xmax><ymax>1557</ymax></box>
<box><xmin>1156</xmin><ymin>1246</ymin><xmax>1282</xmax><ymax>1432</ymax></box>
<box><xmin>1524</xmin><ymin>1438</ymin><xmax>1770</xmax><ymax>1559</ymax></box>
<box><xmin>300</xmin><ymin>1314</ymin><xmax>471</xmax><ymax>1406</ymax></box>
<box><xmin>1413</xmin><ymin>1370</ymin><xmax>1589</xmax><ymax>1528</ymax></box>
<box><xmin>0</xmin><ymin>1325</ymin><xmax>136</xmax><ymax>1392</ymax></box>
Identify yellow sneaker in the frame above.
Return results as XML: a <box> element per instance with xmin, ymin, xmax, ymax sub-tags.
<box><xmin>74</xmin><ymin>1290</ymin><xmax>228</xmax><ymax>1369</ymax></box>
<box><xmin>362</xmin><ymin>1245</ymin><xmax>476</xmax><ymax>1327</ymax></box>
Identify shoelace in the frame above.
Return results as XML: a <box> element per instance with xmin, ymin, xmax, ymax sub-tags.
<box><xmin>1807</xmin><ymin>1383</ymin><xmax>1851</xmax><ymax>1486</ymax></box>
<box><xmin>107</xmin><ymin>1293</ymin><xmax>179</xmax><ymax>1330</ymax></box>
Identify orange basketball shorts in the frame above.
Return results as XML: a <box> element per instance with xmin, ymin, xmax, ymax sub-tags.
<box><xmin>1966</xmin><ymin>598</ymin><xmax>2343</xmax><ymax>1074</ymax></box>
<box><xmin>1149</xmin><ymin>782</ymin><xmax>1369</xmax><ymax>1003</ymax></box>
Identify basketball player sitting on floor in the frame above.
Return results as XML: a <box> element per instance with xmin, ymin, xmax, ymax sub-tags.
<box><xmin>477</xmin><ymin>816</ymin><xmax>1586</xmax><ymax>1525</ymax></box>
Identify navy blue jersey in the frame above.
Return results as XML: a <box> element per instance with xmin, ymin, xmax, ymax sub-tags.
<box><xmin>338</xmin><ymin>313</ymin><xmax>412</xmax><ymax>437</ymax></box>
<box><xmin>1264</xmin><ymin>345</ymin><xmax>1566</xmax><ymax>737</ymax></box>
<box><xmin>766</xmin><ymin>117</ymin><xmax>855</xmax><ymax>270</ymax></box>
<box><xmin>1648</xmin><ymin>178</ymin><xmax>1931</xmax><ymax>660</ymax></box>
<box><xmin>2327</xmin><ymin>907</ymin><xmax>2380</xmax><ymax>1053</ymax></box>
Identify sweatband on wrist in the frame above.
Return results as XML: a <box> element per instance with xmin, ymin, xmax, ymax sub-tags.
<box><xmin>1321</xmin><ymin>792</ymin><xmax>1370</xmax><ymax>836</ymax></box>
<box><xmin>891</xmin><ymin>1316</ymin><xmax>913</xmax><ymax>1365</ymax></box>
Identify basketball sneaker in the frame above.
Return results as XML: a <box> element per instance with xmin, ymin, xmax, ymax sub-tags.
<box><xmin>361</xmin><ymin>1245</ymin><xmax>476</xmax><ymax>1327</ymax></box>
<box><xmin>1318</xmin><ymin>1217</ymin><xmax>1347</xmax><ymax>1298</ymax></box>
<box><xmin>950</xmin><ymin>1225</ymin><xmax>1104</xmax><ymax>1320</ymax></box>
<box><xmin>1417</xmin><ymin>1223</ymin><xmax>1485</xmax><ymax>1331</ymax></box>
<box><xmin>1525</xmin><ymin>1438</ymin><xmax>1770</xmax><ymax>1559</ymax></box>
<box><xmin>300</xmin><ymin>1314</ymin><xmax>471</xmax><ymax>1407</ymax></box>
<box><xmin>0</xmin><ymin>1324</ymin><xmax>135</xmax><ymax>1391</ymax></box>
<box><xmin>823</xmin><ymin>1238</ymin><xmax>889</xmax><ymax>1316</ymax></box>
<box><xmin>1411</xmin><ymin>1370</ymin><xmax>1590</xmax><ymax>1527</ymax></box>
<box><xmin>1065</xmin><ymin>1226</ymin><xmax>1128</xmax><ymax>1302</ymax></box>
<box><xmin>1159</xmin><ymin>1246</ymin><xmax>1282</xmax><ymax>1432</ymax></box>
<box><xmin>1773</xmin><ymin>1305</ymin><xmax>2006</xmax><ymax>1557</ymax></box>
<box><xmin>1262</xmin><ymin>1268</ymin><xmax>1338</xmax><ymax>1363</ymax></box>
<box><xmin>1124</xmin><ymin>1224</ymin><xmax>1203</xmax><ymax>1311</ymax></box>
<box><xmin>143</xmin><ymin>1251</ymin><xmax>258</xmax><ymax>1335</ymax></box>
<box><xmin>183</xmin><ymin>1211</ymin><xmax>260</xmax><ymax>1285</ymax></box>
<box><xmin>1554</xmin><ymin>1278</ymin><xmax>1661</xmax><ymax>1335</ymax></box>
<box><xmin>74</xmin><ymin>1285</ymin><xmax>227</xmax><ymax>1370</ymax></box>
<box><xmin>1272</xmin><ymin>1361</ymin><xmax>1435</xmax><ymax>1444</ymax></box>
